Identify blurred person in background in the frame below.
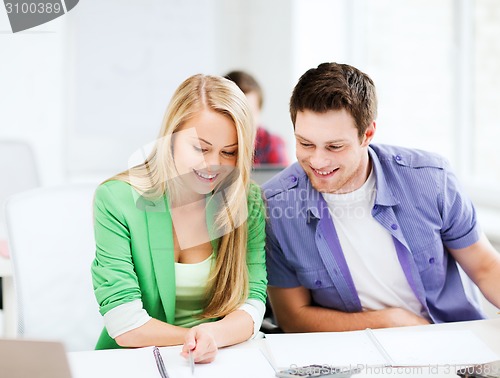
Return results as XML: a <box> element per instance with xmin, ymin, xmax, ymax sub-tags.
<box><xmin>225</xmin><ymin>70</ymin><xmax>288</xmax><ymax>166</ymax></box>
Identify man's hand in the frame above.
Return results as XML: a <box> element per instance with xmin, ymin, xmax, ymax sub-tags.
<box><xmin>377</xmin><ymin>308</ymin><xmax>430</xmax><ymax>328</ymax></box>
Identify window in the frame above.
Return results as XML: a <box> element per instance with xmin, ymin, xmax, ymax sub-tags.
<box><xmin>474</xmin><ymin>0</ymin><xmax>500</xmax><ymax>183</ymax></box>
<box><xmin>294</xmin><ymin>0</ymin><xmax>500</xmax><ymax>189</ymax></box>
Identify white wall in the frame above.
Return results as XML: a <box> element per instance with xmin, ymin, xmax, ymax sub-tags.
<box><xmin>0</xmin><ymin>0</ymin><xmax>299</xmax><ymax>184</ymax></box>
<box><xmin>2</xmin><ymin>0</ymin><xmax>500</xmax><ymax>189</ymax></box>
<box><xmin>0</xmin><ymin>11</ymin><xmax>66</xmax><ymax>185</ymax></box>
<box><xmin>65</xmin><ymin>0</ymin><xmax>219</xmax><ymax>181</ymax></box>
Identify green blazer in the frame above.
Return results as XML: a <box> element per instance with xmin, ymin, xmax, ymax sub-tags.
<box><xmin>91</xmin><ymin>180</ymin><xmax>267</xmax><ymax>350</ymax></box>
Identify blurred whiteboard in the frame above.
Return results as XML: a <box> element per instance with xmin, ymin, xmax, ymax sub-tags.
<box><xmin>66</xmin><ymin>0</ymin><xmax>216</xmax><ymax>177</ymax></box>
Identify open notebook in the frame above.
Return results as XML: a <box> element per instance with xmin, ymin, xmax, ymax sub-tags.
<box><xmin>0</xmin><ymin>339</ymin><xmax>74</xmax><ymax>378</ymax></box>
<box><xmin>68</xmin><ymin>344</ymin><xmax>276</xmax><ymax>378</ymax></box>
<box><xmin>265</xmin><ymin>328</ymin><xmax>500</xmax><ymax>369</ymax></box>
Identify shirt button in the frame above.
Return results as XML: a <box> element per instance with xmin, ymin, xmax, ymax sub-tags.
<box><xmin>290</xmin><ymin>176</ymin><xmax>297</xmax><ymax>182</ymax></box>
<box><xmin>373</xmin><ymin>205</ymin><xmax>378</xmax><ymax>211</ymax></box>
<box><xmin>391</xmin><ymin>224</ymin><xmax>398</xmax><ymax>230</ymax></box>
<box><xmin>429</xmin><ymin>257</ymin><xmax>435</xmax><ymax>264</ymax></box>
<box><xmin>315</xmin><ymin>280</ymin><xmax>322</xmax><ymax>287</ymax></box>
<box><xmin>395</xmin><ymin>155</ymin><xmax>402</xmax><ymax>161</ymax></box>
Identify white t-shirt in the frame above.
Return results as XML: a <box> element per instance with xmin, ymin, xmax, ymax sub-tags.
<box><xmin>322</xmin><ymin>169</ymin><xmax>429</xmax><ymax>319</ymax></box>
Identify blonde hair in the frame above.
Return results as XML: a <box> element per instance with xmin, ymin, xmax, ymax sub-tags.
<box><xmin>110</xmin><ymin>74</ymin><xmax>256</xmax><ymax>319</ymax></box>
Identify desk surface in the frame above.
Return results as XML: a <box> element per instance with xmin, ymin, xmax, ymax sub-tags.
<box><xmin>68</xmin><ymin>318</ymin><xmax>500</xmax><ymax>378</ymax></box>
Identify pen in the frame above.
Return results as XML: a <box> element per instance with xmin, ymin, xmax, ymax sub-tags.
<box><xmin>188</xmin><ymin>348</ymin><xmax>195</xmax><ymax>375</ymax></box>
<box><xmin>153</xmin><ymin>346</ymin><xmax>169</xmax><ymax>378</ymax></box>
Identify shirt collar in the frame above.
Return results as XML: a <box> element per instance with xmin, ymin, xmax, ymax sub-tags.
<box><xmin>368</xmin><ymin>145</ymin><xmax>400</xmax><ymax>207</ymax></box>
<box><xmin>306</xmin><ymin>146</ymin><xmax>400</xmax><ymax>219</ymax></box>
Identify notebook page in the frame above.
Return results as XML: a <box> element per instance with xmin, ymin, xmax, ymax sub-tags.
<box><xmin>265</xmin><ymin>331</ymin><xmax>388</xmax><ymax>369</ymax></box>
<box><xmin>160</xmin><ymin>345</ymin><xmax>276</xmax><ymax>378</ymax></box>
<box><xmin>373</xmin><ymin>329</ymin><xmax>500</xmax><ymax>367</ymax></box>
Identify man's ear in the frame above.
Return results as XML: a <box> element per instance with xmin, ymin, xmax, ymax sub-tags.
<box><xmin>362</xmin><ymin>121</ymin><xmax>376</xmax><ymax>146</ymax></box>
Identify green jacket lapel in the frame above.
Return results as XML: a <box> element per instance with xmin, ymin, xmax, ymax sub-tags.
<box><xmin>143</xmin><ymin>196</ymin><xmax>176</xmax><ymax>324</ymax></box>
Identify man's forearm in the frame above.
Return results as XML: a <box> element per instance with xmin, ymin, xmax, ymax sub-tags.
<box><xmin>279</xmin><ymin>306</ymin><xmax>429</xmax><ymax>333</ymax></box>
<box><xmin>476</xmin><ymin>259</ymin><xmax>500</xmax><ymax>309</ymax></box>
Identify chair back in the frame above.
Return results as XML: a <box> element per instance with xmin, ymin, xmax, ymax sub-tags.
<box><xmin>5</xmin><ymin>184</ymin><xmax>103</xmax><ymax>351</ymax></box>
<box><xmin>0</xmin><ymin>140</ymin><xmax>40</xmax><ymax>248</ymax></box>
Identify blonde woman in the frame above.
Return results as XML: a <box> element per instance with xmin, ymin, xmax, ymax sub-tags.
<box><xmin>91</xmin><ymin>74</ymin><xmax>267</xmax><ymax>363</ymax></box>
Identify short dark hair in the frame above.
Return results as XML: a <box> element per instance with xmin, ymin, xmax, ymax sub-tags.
<box><xmin>290</xmin><ymin>62</ymin><xmax>377</xmax><ymax>139</ymax></box>
<box><xmin>224</xmin><ymin>70</ymin><xmax>263</xmax><ymax>109</ymax></box>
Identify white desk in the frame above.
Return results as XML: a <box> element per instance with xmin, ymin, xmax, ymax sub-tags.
<box><xmin>68</xmin><ymin>318</ymin><xmax>500</xmax><ymax>378</ymax></box>
<box><xmin>0</xmin><ymin>254</ymin><xmax>16</xmax><ymax>337</ymax></box>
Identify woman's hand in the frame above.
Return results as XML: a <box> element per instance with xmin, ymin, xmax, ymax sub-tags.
<box><xmin>180</xmin><ymin>324</ymin><xmax>218</xmax><ymax>363</ymax></box>
<box><xmin>180</xmin><ymin>309</ymin><xmax>255</xmax><ymax>363</ymax></box>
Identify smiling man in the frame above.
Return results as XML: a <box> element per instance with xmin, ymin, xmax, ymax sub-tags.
<box><xmin>263</xmin><ymin>62</ymin><xmax>500</xmax><ymax>332</ymax></box>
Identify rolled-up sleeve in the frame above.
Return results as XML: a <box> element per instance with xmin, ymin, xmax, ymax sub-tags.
<box><xmin>91</xmin><ymin>183</ymin><xmax>143</xmax><ymax>316</ymax></box>
<box><xmin>440</xmin><ymin>163</ymin><xmax>481</xmax><ymax>250</ymax></box>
